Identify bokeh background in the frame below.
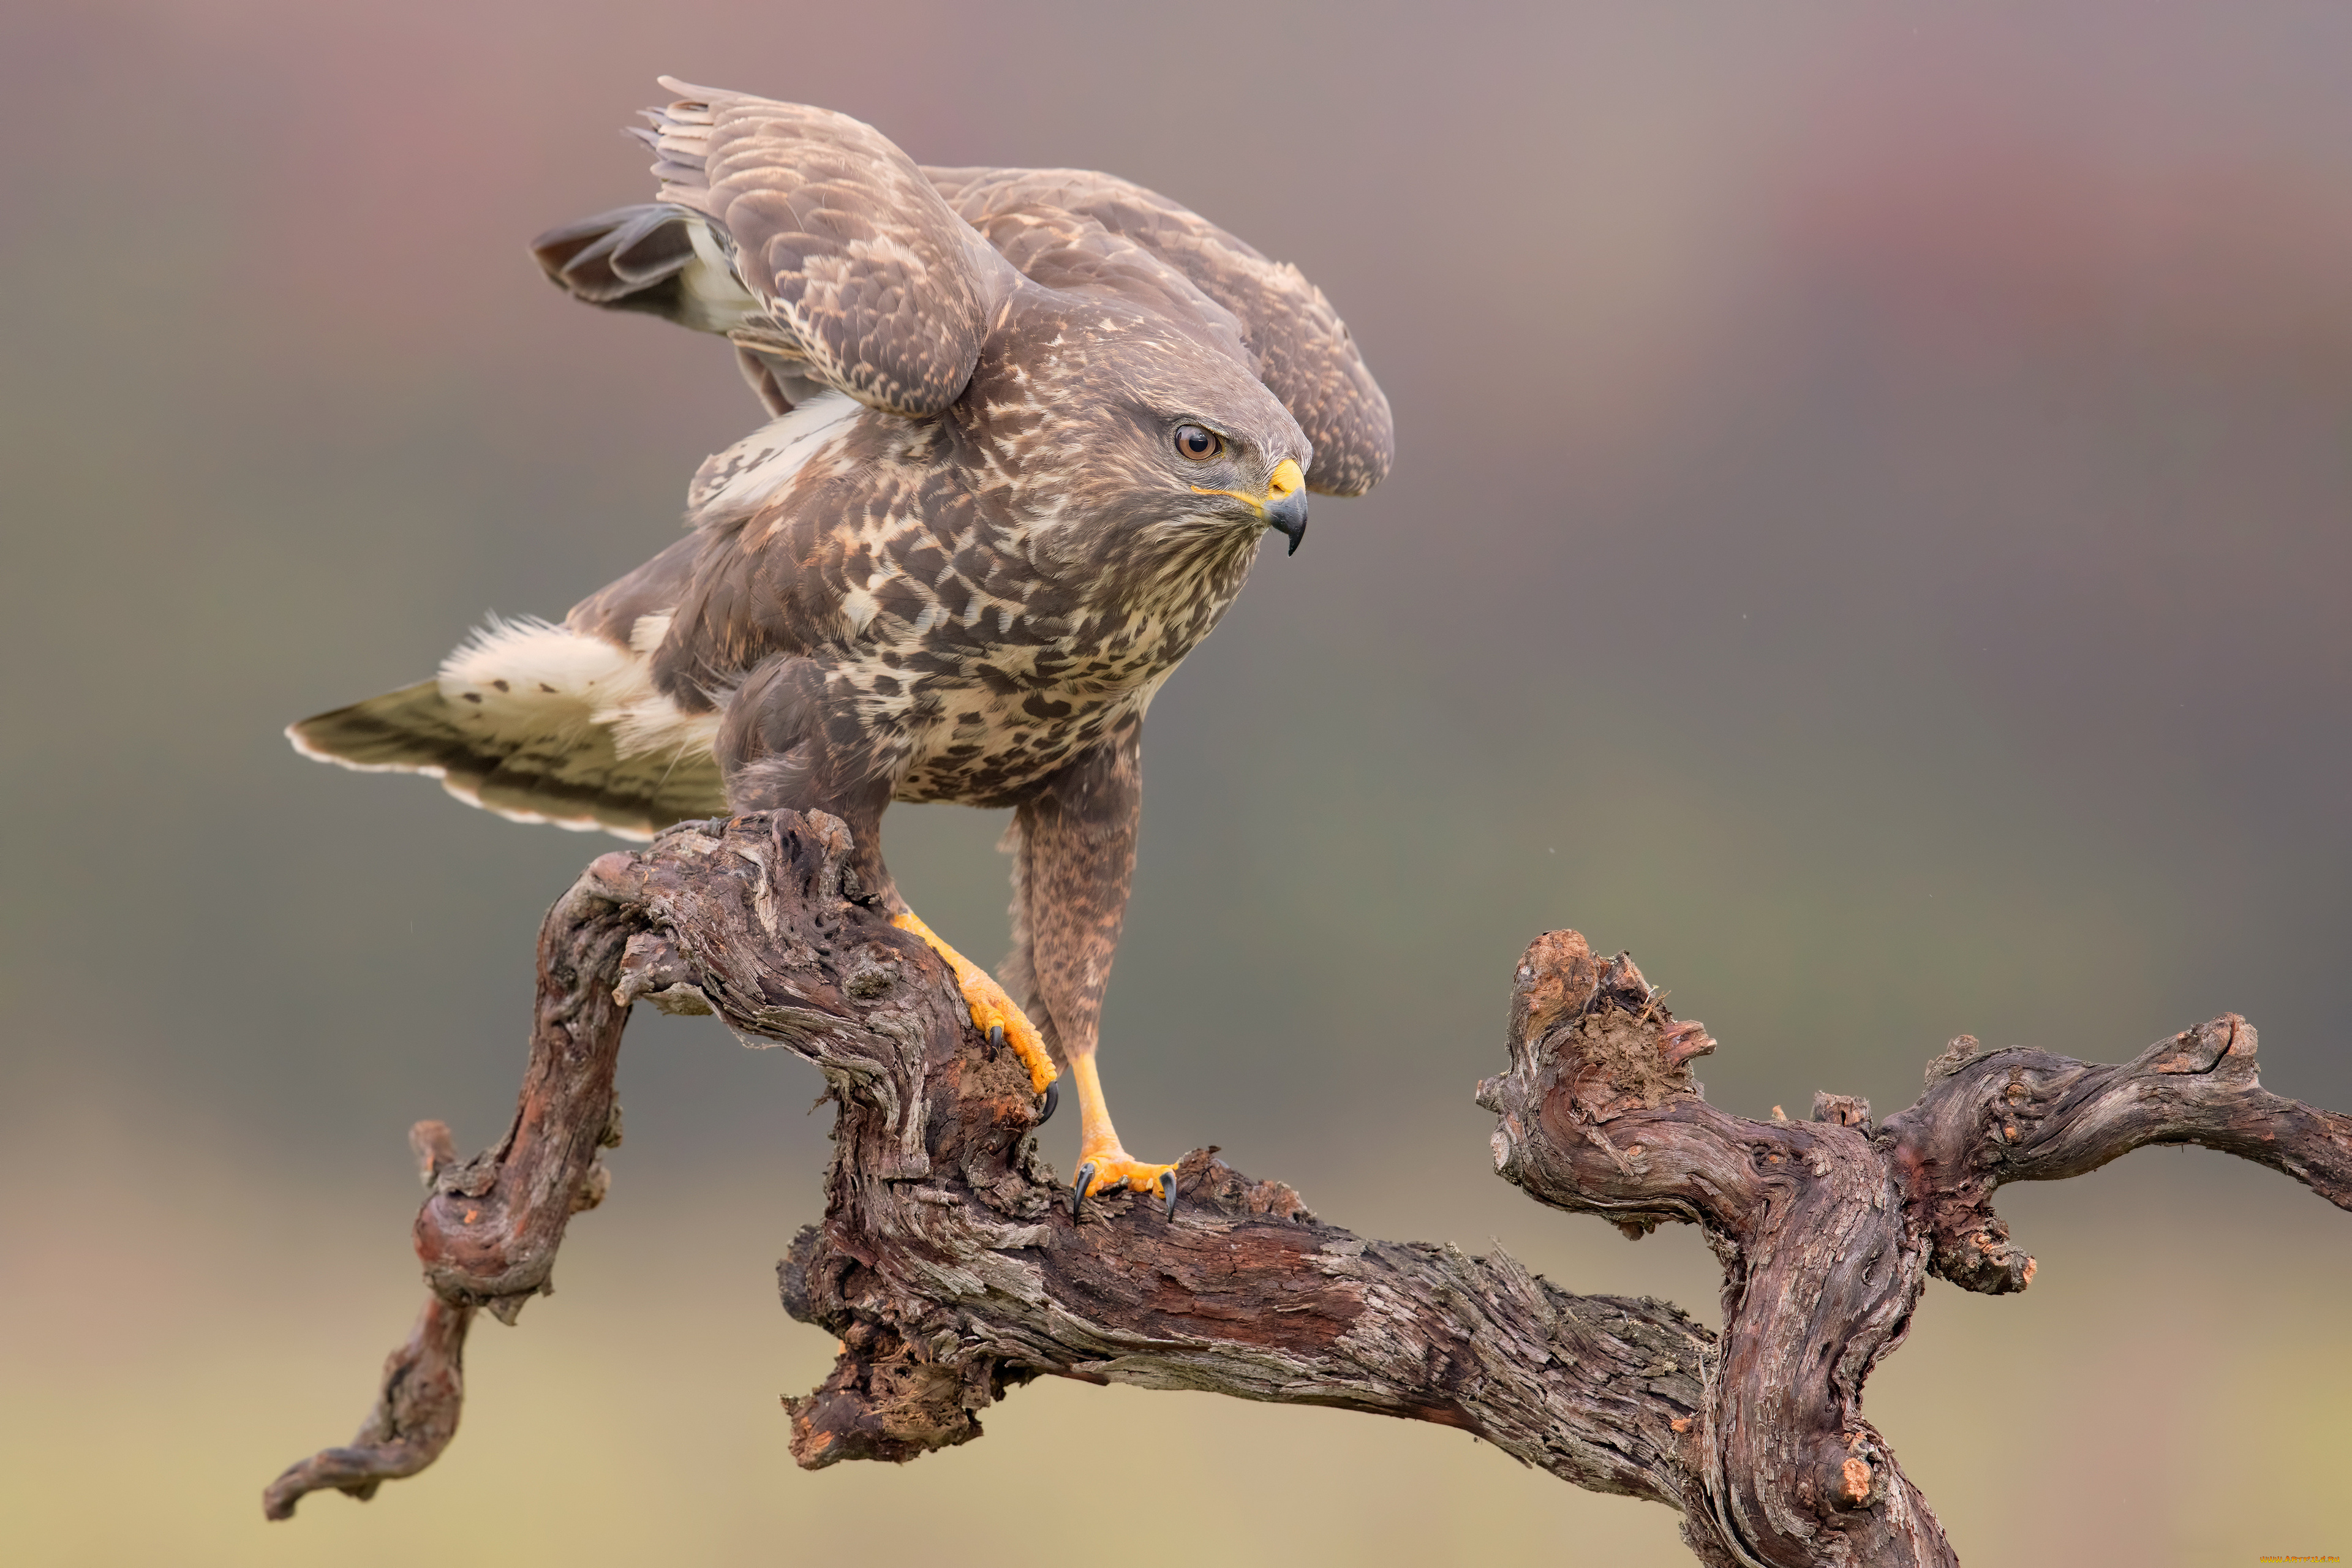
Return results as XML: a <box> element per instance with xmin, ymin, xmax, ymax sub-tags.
<box><xmin>4</xmin><ymin>2</ymin><xmax>2349</xmax><ymax>1562</ymax></box>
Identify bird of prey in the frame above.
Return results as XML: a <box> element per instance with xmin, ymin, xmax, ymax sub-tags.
<box><xmin>289</xmin><ymin>80</ymin><xmax>1393</xmax><ymax>1216</ymax></box>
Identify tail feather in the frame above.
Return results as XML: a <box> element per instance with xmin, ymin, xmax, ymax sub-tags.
<box><xmin>287</xmin><ymin>619</ymin><xmax>728</xmax><ymax>840</ymax></box>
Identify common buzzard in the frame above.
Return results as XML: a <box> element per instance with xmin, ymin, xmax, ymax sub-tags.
<box><xmin>290</xmin><ymin>80</ymin><xmax>1393</xmax><ymax>1215</ymax></box>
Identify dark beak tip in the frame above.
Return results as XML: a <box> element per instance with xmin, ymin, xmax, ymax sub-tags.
<box><xmin>1267</xmin><ymin>498</ymin><xmax>1308</xmax><ymax>556</ymax></box>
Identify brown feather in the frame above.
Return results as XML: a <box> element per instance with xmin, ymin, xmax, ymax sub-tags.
<box><xmin>641</xmin><ymin>81</ymin><xmax>1019</xmax><ymax>418</ymax></box>
<box><xmin>925</xmin><ymin>165</ymin><xmax>1393</xmax><ymax>494</ymax></box>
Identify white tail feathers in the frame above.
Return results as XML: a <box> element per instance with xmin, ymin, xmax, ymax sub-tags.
<box><xmin>287</xmin><ymin>616</ymin><xmax>726</xmax><ymax>839</ymax></box>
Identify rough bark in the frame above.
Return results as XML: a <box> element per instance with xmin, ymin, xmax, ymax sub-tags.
<box><xmin>266</xmin><ymin>812</ymin><xmax>2352</xmax><ymax>1565</ymax></box>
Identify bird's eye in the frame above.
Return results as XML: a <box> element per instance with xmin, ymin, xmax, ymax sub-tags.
<box><xmin>1173</xmin><ymin>424</ymin><xmax>1223</xmax><ymax>461</ymax></box>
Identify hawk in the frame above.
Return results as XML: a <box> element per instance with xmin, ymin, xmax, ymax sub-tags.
<box><xmin>289</xmin><ymin>80</ymin><xmax>1393</xmax><ymax>1215</ymax></box>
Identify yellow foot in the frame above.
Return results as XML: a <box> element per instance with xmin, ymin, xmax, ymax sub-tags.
<box><xmin>889</xmin><ymin>910</ymin><xmax>1059</xmax><ymax>1098</ymax></box>
<box><xmin>1073</xmin><ymin>1147</ymin><xmax>1180</xmax><ymax>1221</ymax></box>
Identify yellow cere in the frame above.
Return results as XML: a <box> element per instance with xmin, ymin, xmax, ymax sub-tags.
<box><xmin>1192</xmin><ymin>456</ymin><xmax>1305</xmax><ymax>514</ymax></box>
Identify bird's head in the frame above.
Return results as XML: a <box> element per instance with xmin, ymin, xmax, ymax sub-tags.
<box><xmin>1115</xmin><ymin>334</ymin><xmax>1313</xmax><ymax>557</ymax></box>
<box><xmin>1160</xmin><ymin>417</ymin><xmax>1311</xmax><ymax>557</ymax></box>
<box><xmin>965</xmin><ymin>300</ymin><xmax>1314</xmax><ymax>570</ymax></box>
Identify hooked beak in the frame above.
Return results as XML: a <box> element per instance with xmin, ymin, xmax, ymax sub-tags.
<box><xmin>1191</xmin><ymin>456</ymin><xmax>1310</xmax><ymax>554</ymax></box>
<box><xmin>1259</xmin><ymin>458</ymin><xmax>1309</xmax><ymax>555</ymax></box>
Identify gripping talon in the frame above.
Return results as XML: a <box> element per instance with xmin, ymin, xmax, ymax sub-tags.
<box><xmin>888</xmin><ymin>910</ymin><xmax>1057</xmax><ymax>1096</ymax></box>
<box><xmin>1038</xmin><ymin>1082</ymin><xmax>1058</xmax><ymax>1126</ymax></box>
<box><xmin>1072</xmin><ymin>1162</ymin><xmax>1097</xmax><ymax>1221</ymax></box>
<box><xmin>1159</xmin><ymin>1169</ymin><xmax>1177</xmax><ymax>1219</ymax></box>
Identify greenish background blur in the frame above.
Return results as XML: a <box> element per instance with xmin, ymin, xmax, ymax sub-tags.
<box><xmin>4</xmin><ymin>3</ymin><xmax>2348</xmax><ymax>1562</ymax></box>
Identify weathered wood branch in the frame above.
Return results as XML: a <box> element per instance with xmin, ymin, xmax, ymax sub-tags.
<box><xmin>266</xmin><ymin>812</ymin><xmax>2352</xmax><ymax>1566</ymax></box>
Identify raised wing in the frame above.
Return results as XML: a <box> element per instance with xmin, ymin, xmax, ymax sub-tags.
<box><xmin>636</xmin><ymin>80</ymin><xmax>1017</xmax><ymax>418</ymax></box>
<box><xmin>527</xmin><ymin>87</ymin><xmax>1392</xmax><ymax>488</ymax></box>
<box><xmin>946</xmin><ymin>200</ymin><xmax>1256</xmax><ymax>368</ymax></box>
<box><xmin>926</xmin><ymin>166</ymin><xmax>1393</xmax><ymax>496</ymax></box>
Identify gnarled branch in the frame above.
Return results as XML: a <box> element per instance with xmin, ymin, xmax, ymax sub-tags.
<box><xmin>266</xmin><ymin>812</ymin><xmax>2352</xmax><ymax>1566</ymax></box>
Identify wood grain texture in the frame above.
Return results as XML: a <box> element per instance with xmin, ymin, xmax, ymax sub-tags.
<box><xmin>265</xmin><ymin>814</ymin><xmax>2351</xmax><ymax>1565</ymax></box>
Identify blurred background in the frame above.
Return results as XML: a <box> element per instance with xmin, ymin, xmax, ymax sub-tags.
<box><xmin>4</xmin><ymin>2</ymin><xmax>2348</xmax><ymax>1562</ymax></box>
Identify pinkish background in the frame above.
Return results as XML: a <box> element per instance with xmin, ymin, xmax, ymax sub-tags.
<box><xmin>3</xmin><ymin>3</ymin><xmax>2348</xmax><ymax>1562</ymax></box>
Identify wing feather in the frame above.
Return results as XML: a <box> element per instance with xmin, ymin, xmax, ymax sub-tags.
<box><xmin>638</xmin><ymin>80</ymin><xmax>1016</xmax><ymax>418</ymax></box>
<box><xmin>527</xmin><ymin>88</ymin><xmax>1391</xmax><ymax>494</ymax></box>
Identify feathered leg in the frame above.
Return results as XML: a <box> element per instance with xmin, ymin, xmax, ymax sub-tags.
<box><xmin>719</xmin><ymin>657</ymin><xmax>1058</xmax><ymax>1097</ymax></box>
<box><xmin>1003</xmin><ymin>721</ymin><xmax>1170</xmax><ymax>1216</ymax></box>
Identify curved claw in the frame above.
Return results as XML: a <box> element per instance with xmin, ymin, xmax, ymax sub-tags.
<box><xmin>1038</xmin><ymin>1082</ymin><xmax>1058</xmax><ymax>1126</ymax></box>
<box><xmin>1159</xmin><ymin>1169</ymin><xmax>1178</xmax><ymax>1219</ymax></box>
<box><xmin>889</xmin><ymin>910</ymin><xmax>1056</xmax><ymax>1095</ymax></box>
<box><xmin>1072</xmin><ymin>1161</ymin><xmax>1097</xmax><ymax>1221</ymax></box>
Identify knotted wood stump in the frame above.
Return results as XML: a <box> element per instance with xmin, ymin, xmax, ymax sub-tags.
<box><xmin>265</xmin><ymin>812</ymin><xmax>2352</xmax><ymax>1566</ymax></box>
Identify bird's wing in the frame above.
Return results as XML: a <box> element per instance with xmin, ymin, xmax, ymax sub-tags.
<box><xmin>635</xmin><ymin>80</ymin><xmax>1018</xmax><ymax>418</ymax></box>
<box><xmin>926</xmin><ymin>165</ymin><xmax>1393</xmax><ymax>496</ymax></box>
<box><xmin>940</xmin><ymin>198</ymin><xmax>1259</xmax><ymax>369</ymax></box>
<box><xmin>529</xmin><ymin>193</ymin><xmax>1244</xmax><ymax>422</ymax></box>
<box><xmin>529</xmin><ymin>204</ymin><xmax>837</xmax><ymax>417</ymax></box>
<box><xmin>527</xmin><ymin>92</ymin><xmax>1390</xmax><ymax>490</ymax></box>
<box><xmin>286</xmin><ymin>608</ymin><xmax>728</xmax><ymax>840</ymax></box>
<box><xmin>529</xmin><ymin>203</ymin><xmax>704</xmax><ymax>317</ymax></box>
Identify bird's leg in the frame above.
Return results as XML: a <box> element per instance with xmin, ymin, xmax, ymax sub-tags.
<box><xmin>1066</xmin><ymin>1048</ymin><xmax>1178</xmax><ymax>1219</ymax></box>
<box><xmin>1003</xmin><ymin>728</ymin><xmax>1177</xmax><ymax>1218</ymax></box>
<box><xmin>889</xmin><ymin>909</ymin><xmax>1058</xmax><ymax>1098</ymax></box>
<box><xmin>709</xmin><ymin>674</ymin><xmax>1056</xmax><ymax>1100</ymax></box>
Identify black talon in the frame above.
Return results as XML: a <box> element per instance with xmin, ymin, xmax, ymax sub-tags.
<box><xmin>1038</xmin><ymin>1082</ymin><xmax>1058</xmax><ymax>1126</ymax></box>
<box><xmin>1159</xmin><ymin>1169</ymin><xmax>1178</xmax><ymax>1219</ymax></box>
<box><xmin>1072</xmin><ymin>1161</ymin><xmax>1096</xmax><ymax>1221</ymax></box>
<box><xmin>987</xmin><ymin>1022</ymin><xmax>1006</xmax><ymax>1052</ymax></box>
